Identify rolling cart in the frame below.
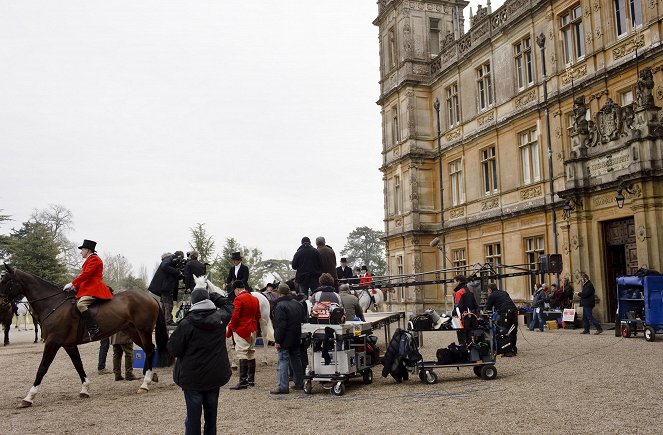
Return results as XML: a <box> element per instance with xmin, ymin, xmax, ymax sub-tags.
<box><xmin>302</xmin><ymin>322</ymin><xmax>378</xmax><ymax>396</ymax></box>
<box><xmin>616</xmin><ymin>275</ymin><xmax>663</xmax><ymax>342</ymax></box>
<box><xmin>410</xmin><ymin>314</ymin><xmax>498</xmax><ymax>384</ymax></box>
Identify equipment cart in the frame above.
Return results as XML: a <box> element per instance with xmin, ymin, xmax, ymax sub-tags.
<box><xmin>302</xmin><ymin>322</ymin><xmax>379</xmax><ymax>396</ymax></box>
<box><xmin>409</xmin><ymin>315</ymin><xmax>498</xmax><ymax>384</ymax></box>
<box><xmin>616</xmin><ymin>275</ymin><xmax>663</xmax><ymax>342</ymax></box>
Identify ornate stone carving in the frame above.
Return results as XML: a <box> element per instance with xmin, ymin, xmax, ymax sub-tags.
<box><xmin>613</xmin><ymin>34</ymin><xmax>645</xmax><ymax>59</ymax></box>
<box><xmin>442</xmin><ymin>32</ymin><xmax>455</xmax><ymax>49</ymax></box>
<box><xmin>572</xmin><ymin>95</ymin><xmax>589</xmax><ymax>133</ymax></box>
<box><xmin>656</xmin><ymin>85</ymin><xmax>663</xmax><ymax>100</ymax></box>
<box><xmin>637</xmin><ymin>225</ymin><xmax>647</xmax><ymax>241</ymax></box>
<box><xmin>593</xmin><ymin>0</ymin><xmax>600</xmax><ymax>11</ymax></box>
<box><xmin>636</xmin><ymin>67</ymin><xmax>656</xmax><ymax>108</ymax></box>
<box><xmin>588</xmin><ymin>89</ymin><xmax>608</xmax><ymax>102</ymax></box>
<box><xmin>561</xmin><ymin>64</ymin><xmax>588</xmax><ymax>85</ymax></box>
<box><xmin>450</xmin><ymin>207</ymin><xmax>465</xmax><ymax>218</ymax></box>
<box><xmin>555</xmin><ymin>127</ymin><xmax>562</xmax><ymax>139</ymax></box>
<box><xmin>477</xmin><ymin>110</ymin><xmax>495</xmax><ymax>126</ymax></box>
<box><xmin>395</xmin><ymin>217</ymin><xmax>403</xmax><ymax>227</ymax></box>
<box><xmin>571</xmin><ymin>235</ymin><xmax>582</xmax><ymax>250</ymax></box>
<box><xmin>595</xmin><ymin>98</ymin><xmax>624</xmax><ymax>143</ymax></box>
<box><xmin>520</xmin><ymin>186</ymin><xmax>542</xmax><ymax>200</ymax></box>
<box><xmin>481</xmin><ymin>198</ymin><xmax>500</xmax><ymax>211</ymax></box>
<box><xmin>595</xmin><ymin>27</ymin><xmax>602</xmax><ymax>39</ymax></box>
<box><xmin>403</xmin><ymin>22</ymin><xmax>413</xmax><ymax>57</ymax></box>
<box><xmin>445</xmin><ymin>127</ymin><xmax>462</xmax><ymax>142</ymax></box>
<box><xmin>515</xmin><ymin>89</ymin><xmax>537</xmax><ymax>109</ymax></box>
<box><xmin>585</xmin><ymin>2</ymin><xmax>591</xmax><ymax>16</ymax></box>
<box><xmin>458</xmin><ymin>34</ymin><xmax>472</xmax><ymax>54</ymax></box>
<box><xmin>649</xmin><ymin>0</ymin><xmax>656</xmax><ymax>8</ymax></box>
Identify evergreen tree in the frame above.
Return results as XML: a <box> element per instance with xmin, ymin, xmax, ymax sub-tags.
<box><xmin>340</xmin><ymin>226</ymin><xmax>387</xmax><ymax>276</ymax></box>
<box><xmin>5</xmin><ymin>222</ymin><xmax>68</xmax><ymax>284</ymax></box>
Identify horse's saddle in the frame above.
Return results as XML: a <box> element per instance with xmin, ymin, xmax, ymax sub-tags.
<box><xmin>69</xmin><ymin>297</ymin><xmax>111</xmax><ymax>318</ymax></box>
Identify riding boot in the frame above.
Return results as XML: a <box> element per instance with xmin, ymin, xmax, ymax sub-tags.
<box><xmin>81</xmin><ymin>310</ymin><xmax>101</xmax><ymax>341</ymax></box>
<box><xmin>247</xmin><ymin>359</ymin><xmax>256</xmax><ymax>387</ymax></box>
<box><xmin>229</xmin><ymin>359</ymin><xmax>248</xmax><ymax>390</ymax></box>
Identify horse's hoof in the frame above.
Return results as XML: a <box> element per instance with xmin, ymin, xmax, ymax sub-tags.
<box><xmin>151</xmin><ymin>373</ymin><xmax>159</xmax><ymax>383</ymax></box>
<box><xmin>137</xmin><ymin>387</ymin><xmax>148</xmax><ymax>394</ymax></box>
<box><xmin>79</xmin><ymin>392</ymin><xmax>90</xmax><ymax>398</ymax></box>
<box><xmin>17</xmin><ymin>400</ymin><xmax>32</xmax><ymax>409</ymax></box>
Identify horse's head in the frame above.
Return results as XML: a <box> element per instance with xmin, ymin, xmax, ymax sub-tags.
<box><xmin>192</xmin><ymin>274</ymin><xmax>208</xmax><ymax>291</ymax></box>
<box><xmin>193</xmin><ymin>274</ymin><xmax>228</xmax><ymax>297</ymax></box>
<box><xmin>0</xmin><ymin>265</ymin><xmax>23</xmax><ymax>300</ymax></box>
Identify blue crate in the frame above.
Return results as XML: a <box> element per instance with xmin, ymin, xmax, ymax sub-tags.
<box><xmin>133</xmin><ymin>349</ymin><xmax>159</xmax><ymax>369</ymax></box>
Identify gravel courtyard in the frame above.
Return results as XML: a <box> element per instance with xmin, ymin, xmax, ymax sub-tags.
<box><xmin>0</xmin><ymin>324</ymin><xmax>661</xmax><ymax>435</ymax></box>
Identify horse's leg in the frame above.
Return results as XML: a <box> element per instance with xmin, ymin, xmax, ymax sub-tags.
<box><xmin>136</xmin><ymin>329</ymin><xmax>156</xmax><ymax>393</ymax></box>
<box><xmin>63</xmin><ymin>346</ymin><xmax>91</xmax><ymax>398</ymax></box>
<box><xmin>4</xmin><ymin>322</ymin><xmax>10</xmax><ymax>346</ymax></box>
<box><xmin>259</xmin><ymin>319</ymin><xmax>268</xmax><ymax>365</ymax></box>
<box><xmin>18</xmin><ymin>341</ymin><xmax>61</xmax><ymax>408</ymax></box>
<box><xmin>33</xmin><ymin>318</ymin><xmax>38</xmax><ymax>344</ymax></box>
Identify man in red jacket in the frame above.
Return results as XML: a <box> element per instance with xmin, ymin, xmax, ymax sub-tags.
<box><xmin>63</xmin><ymin>239</ymin><xmax>113</xmax><ymax>341</ymax></box>
<box><xmin>226</xmin><ymin>280</ymin><xmax>261</xmax><ymax>390</ymax></box>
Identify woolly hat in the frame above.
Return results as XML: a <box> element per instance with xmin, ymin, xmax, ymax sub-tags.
<box><xmin>191</xmin><ymin>288</ymin><xmax>210</xmax><ymax>304</ymax></box>
<box><xmin>301</xmin><ymin>236</ymin><xmax>311</xmax><ymax>245</ymax></box>
<box><xmin>277</xmin><ymin>283</ymin><xmax>291</xmax><ymax>296</ymax></box>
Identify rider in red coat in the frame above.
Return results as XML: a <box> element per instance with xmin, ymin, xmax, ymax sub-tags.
<box><xmin>63</xmin><ymin>239</ymin><xmax>112</xmax><ymax>341</ymax></box>
<box><xmin>226</xmin><ymin>280</ymin><xmax>261</xmax><ymax>390</ymax></box>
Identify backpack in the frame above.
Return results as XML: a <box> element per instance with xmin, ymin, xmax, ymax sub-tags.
<box><xmin>408</xmin><ymin>313</ymin><xmax>433</xmax><ymax>330</ymax></box>
<box><xmin>310</xmin><ymin>301</ymin><xmax>346</xmax><ymax>324</ymax></box>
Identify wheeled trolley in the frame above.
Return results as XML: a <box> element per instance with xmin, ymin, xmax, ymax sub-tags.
<box><xmin>616</xmin><ymin>275</ymin><xmax>663</xmax><ymax>342</ymax></box>
<box><xmin>410</xmin><ymin>315</ymin><xmax>498</xmax><ymax>384</ymax></box>
<box><xmin>302</xmin><ymin>322</ymin><xmax>379</xmax><ymax>396</ymax></box>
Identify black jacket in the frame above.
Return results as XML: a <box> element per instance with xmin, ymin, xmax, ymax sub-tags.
<box><xmin>578</xmin><ymin>280</ymin><xmax>596</xmax><ymax>308</ymax></box>
<box><xmin>485</xmin><ymin>289</ymin><xmax>517</xmax><ymax>313</ymax></box>
<box><xmin>273</xmin><ymin>295</ymin><xmax>306</xmax><ymax>349</ymax></box>
<box><xmin>336</xmin><ymin>266</ymin><xmax>354</xmax><ymax>281</ymax></box>
<box><xmin>148</xmin><ymin>255</ymin><xmax>181</xmax><ymax>297</ymax></box>
<box><xmin>291</xmin><ymin>243</ymin><xmax>322</xmax><ymax>282</ymax></box>
<box><xmin>183</xmin><ymin>259</ymin><xmax>206</xmax><ymax>291</ymax></box>
<box><xmin>167</xmin><ymin>298</ymin><xmax>233</xmax><ymax>391</ymax></box>
<box><xmin>225</xmin><ymin>263</ymin><xmax>250</xmax><ymax>303</ymax></box>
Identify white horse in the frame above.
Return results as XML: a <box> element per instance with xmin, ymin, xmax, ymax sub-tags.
<box><xmin>356</xmin><ymin>288</ymin><xmax>385</xmax><ymax>312</ymax></box>
<box><xmin>193</xmin><ymin>275</ymin><xmax>274</xmax><ymax>366</ymax></box>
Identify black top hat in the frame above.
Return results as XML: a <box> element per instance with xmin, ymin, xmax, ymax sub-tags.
<box><xmin>231</xmin><ymin>252</ymin><xmax>242</xmax><ymax>261</ymax></box>
<box><xmin>361</xmin><ymin>265</ymin><xmax>368</xmax><ymax>270</ymax></box>
<box><xmin>78</xmin><ymin>239</ymin><xmax>97</xmax><ymax>251</ymax></box>
<box><xmin>340</xmin><ymin>257</ymin><xmax>348</xmax><ymax>262</ymax></box>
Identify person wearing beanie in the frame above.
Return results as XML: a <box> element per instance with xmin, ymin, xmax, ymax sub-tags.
<box><xmin>167</xmin><ymin>287</ymin><xmax>233</xmax><ymax>435</ymax></box>
<box><xmin>270</xmin><ymin>283</ymin><xmax>307</xmax><ymax>394</ymax></box>
<box><xmin>226</xmin><ymin>280</ymin><xmax>261</xmax><ymax>390</ymax></box>
<box><xmin>291</xmin><ymin>236</ymin><xmax>322</xmax><ymax>297</ymax></box>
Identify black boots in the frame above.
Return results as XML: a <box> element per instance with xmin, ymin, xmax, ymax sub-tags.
<box><xmin>81</xmin><ymin>310</ymin><xmax>101</xmax><ymax>341</ymax></box>
<box><xmin>247</xmin><ymin>359</ymin><xmax>256</xmax><ymax>387</ymax></box>
<box><xmin>229</xmin><ymin>359</ymin><xmax>248</xmax><ymax>390</ymax></box>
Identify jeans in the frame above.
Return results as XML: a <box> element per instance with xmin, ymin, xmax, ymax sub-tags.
<box><xmin>528</xmin><ymin>309</ymin><xmax>545</xmax><ymax>331</ymax></box>
<box><xmin>277</xmin><ymin>347</ymin><xmax>304</xmax><ymax>392</ymax></box>
<box><xmin>582</xmin><ymin>306</ymin><xmax>602</xmax><ymax>332</ymax></box>
<box><xmin>98</xmin><ymin>337</ymin><xmax>110</xmax><ymax>370</ymax></box>
<box><xmin>183</xmin><ymin>388</ymin><xmax>220</xmax><ymax>435</ymax></box>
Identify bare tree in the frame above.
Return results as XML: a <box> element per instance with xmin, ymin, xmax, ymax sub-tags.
<box><xmin>102</xmin><ymin>253</ymin><xmax>134</xmax><ymax>288</ymax></box>
<box><xmin>29</xmin><ymin>204</ymin><xmax>79</xmax><ymax>271</ymax></box>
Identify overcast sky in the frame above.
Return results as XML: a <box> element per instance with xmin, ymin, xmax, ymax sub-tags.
<box><xmin>0</xmin><ymin>0</ymin><xmax>499</xmax><ymax>279</ymax></box>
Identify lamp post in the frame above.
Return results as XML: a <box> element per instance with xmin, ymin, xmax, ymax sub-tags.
<box><xmin>433</xmin><ymin>98</ymin><xmax>449</xmax><ymax>313</ymax></box>
<box><xmin>537</xmin><ymin>33</ymin><xmax>560</xmax><ymax>287</ymax></box>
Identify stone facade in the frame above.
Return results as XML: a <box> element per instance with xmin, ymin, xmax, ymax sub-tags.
<box><xmin>375</xmin><ymin>0</ymin><xmax>663</xmax><ymax>319</ymax></box>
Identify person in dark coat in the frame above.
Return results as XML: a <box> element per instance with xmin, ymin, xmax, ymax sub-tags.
<box><xmin>291</xmin><ymin>236</ymin><xmax>322</xmax><ymax>296</ymax></box>
<box><xmin>183</xmin><ymin>251</ymin><xmax>207</xmax><ymax>292</ymax></box>
<box><xmin>270</xmin><ymin>284</ymin><xmax>307</xmax><ymax>394</ymax></box>
<box><xmin>452</xmin><ymin>275</ymin><xmax>477</xmax><ymax>345</ymax></box>
<box><xmin>577</xmin><ymin>273</ymin><xmax>603</xmax><ymax>334</ymax></box>
<box><xmin>148</xmin><ymin>252</ymin><xmax>183</xmax><ymax>325</ymax></box>
<box><xmin>316</xmin><ymin>236</ymin><xmax>338</xmax><ymax>288</ymax></box>
<box><xmin>528</xmin><ymin>284</ymin><xmax>548</xmax><ymax>332</ymax></box>
<box><xmin>225</xmin><ymin>252</ymin><xmax>249</xmax><ymax>304</ymax></box>
<box><xmin>485</xmin><ymin>283</ymin><xmax>518</xmax><ymax>356</ymax></box>
<box><xmin>167</xmin><ymin>287</ymin><xmax>233</xmax><ymax>435</ymax></box>
<box><xmin>336</xmin><ymin>257</ymin><xmax>354</xmax><ymax>284</ymax></box>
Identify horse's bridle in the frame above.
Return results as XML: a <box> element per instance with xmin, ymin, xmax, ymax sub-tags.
<box><xmin>2</xmin><ymin>274</ymin><xmax>74</xmax><ymax>323</ymax></box>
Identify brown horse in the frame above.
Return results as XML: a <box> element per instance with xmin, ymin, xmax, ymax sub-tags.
<box><xmin>0</xmin><ymin>265</ymin><xmax>172</xmax><ymax>408</ymax></box>
<box><xmin>0</xmin><ymin>296</ymin><xmax>12</xmax><ymax>345</ymax></box>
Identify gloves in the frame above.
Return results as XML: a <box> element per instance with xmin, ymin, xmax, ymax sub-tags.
<box><xmin>63</xmin><ymin>282</ymin><xmax>74</xmax><ymax>291</ymax></box>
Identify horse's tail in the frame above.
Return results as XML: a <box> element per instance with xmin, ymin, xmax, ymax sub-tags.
<box><xmin>154</xmin><ymin>303</ymin><xmax>174</xmax><ymax>367</ymax></box>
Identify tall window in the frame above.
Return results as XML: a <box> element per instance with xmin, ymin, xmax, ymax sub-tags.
<box><xmin>520</xmin><ymin>128</ymin><xmax>541</xmax><ymax>184</ymax></box>
<box><xmin>560</xmin><ymin>6</ymin><xmax>585</xmax><ymax>65</ymax></box>
<box><xmin>393</xmin><ymin>175</ymin><xmax>402</xmax><ymax>215</ymax></box>
<box><xmin>485</xmin><ymin>243</ymin><xmax>502</xmax><ymax>267</ymax></box>
<box><xmin>446</xmin><ymin>83</ymin><xmax>460</xmax><ymax>127</ymax></box>
<box><xmin>397</xmin><ymin>255</ymin><xmax>404</xmax><ymax>275</ymax></box>
<box><xmin>481</xmin><ymin>146</ymin><xmax>498</xmax><ymax>195</ymax></box>
<box><xmin>615</xmin><ymin>0</ymin><xmax>642</xmax><ymax>37</ymax></box>
<box><xmin>388</xmin><ymin>27</ymin><xmax>396</xmax><ymax>69</ymax></box>
<box><xmin>430</xmin><ymin>18</ymin><xmax>441</xmax><ymax>56</ymax></box>
<box><xmin>620</xmin><ymin>88</ymin><xmax>634</xmax><ymax>105</ymax></box>
<box><xmin>449</xmin><ymin>158</ymin><xmax>465</xmax><ymax>206</ymax></box>
<box><xmin>452</xmin><ymin>248</ymin><xmax>467</xmax><ymax>273</ymax></box>
<box><xmin>392</xmin><ymin>106</ymin><xmax>400</xmax><ymax>145</ymax></box>
<box><xmin>514</xmin><ymin>36</ymin><xmax>534</xmax><ymax>90</ymax></box>
<box><xmin>525</xmin><ymin>236</ymin><xmax>545</xmax><ymax>293</ymax></box>
<box><xmin>476</xmin><ymin>62</ymin><xmax>493</xmax><ymax>111</ymax></box>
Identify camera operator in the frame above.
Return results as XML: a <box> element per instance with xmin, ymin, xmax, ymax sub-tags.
<box><xmin>148</xmin><ymin>251</ymin><xmax>184</xmax><ymax>326</ymax></box>
<box><xmin>184</xmin><ymin>251</ymin><xmax>207</xmax><ymax>292</ymax></box>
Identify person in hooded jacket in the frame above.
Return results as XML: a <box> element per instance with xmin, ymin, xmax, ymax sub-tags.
<box><xmin>167</xmin><ymin>288</ymin><xmax>233</xmax><ymax>435</ymax></box>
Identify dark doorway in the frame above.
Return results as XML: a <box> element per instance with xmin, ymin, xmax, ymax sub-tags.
<box><xmin>603</xmin><ymin>218</ymin><xmax>637</xmax><ymax>322</ymax></box>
